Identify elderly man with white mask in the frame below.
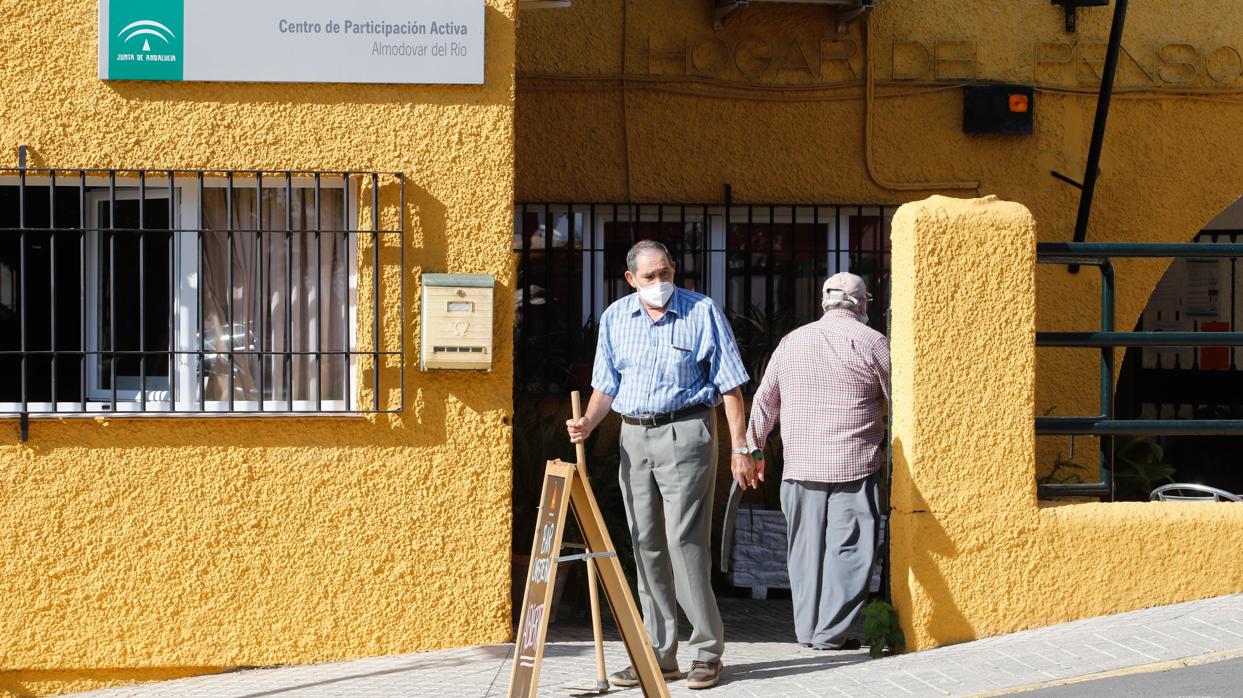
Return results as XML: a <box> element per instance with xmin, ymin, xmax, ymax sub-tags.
<box><xmin>567</xmin><ymin>240</ymin><xmax>751</xmax><ymax>689</ymax></box>
<box><xmin>744</xmin><ymin>272</ymin><xmax>890</xmax><ymax>651</ymax></box>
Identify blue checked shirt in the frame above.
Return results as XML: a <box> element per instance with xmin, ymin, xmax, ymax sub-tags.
<box><xmin>592</xmin><ymin>288</ymin><xmax>749</xmax><ymax>416</ymax></box>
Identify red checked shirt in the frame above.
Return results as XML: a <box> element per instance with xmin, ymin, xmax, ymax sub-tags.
<box><xmin>746</xmin><ymin>309</ymin><xmax>891</xmax><ymax>483</ymax></box>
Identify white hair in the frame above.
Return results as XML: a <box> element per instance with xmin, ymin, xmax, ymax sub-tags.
<box><xmin>822</xmin><ymin>290</ymin><xmax>863</xmax><ymax>311</ymax></box>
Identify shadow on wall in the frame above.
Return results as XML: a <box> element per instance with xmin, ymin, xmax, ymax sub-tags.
<box><xmin>889</xmin><ymin>437</ymin><xmax>974</xmax><ymax>648</ymax></box>
<box><xmin>403</xmin><ymin>176</ymin><xmax>515</xmax><ymax>447</ymax></box>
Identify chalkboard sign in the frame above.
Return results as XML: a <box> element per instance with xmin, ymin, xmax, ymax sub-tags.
<box><xmin>509</xmin><ymin>460</ymin><xmax>574</xmax><ymax>697</ymax></box>
<box><xmin>508</xmin><ymin>458</ymin><xmax>670</xmax><ymax>698</ymax></box>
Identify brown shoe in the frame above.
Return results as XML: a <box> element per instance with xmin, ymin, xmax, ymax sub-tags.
<box><xmin>686</xmin><ymin>660</ymin><xmax>722</xmax><ymax>689</ymax></box>
<box><xmin>607</xmin><ymin>665</ymin><xmax>683</xmax><ymax>687</ymax></box>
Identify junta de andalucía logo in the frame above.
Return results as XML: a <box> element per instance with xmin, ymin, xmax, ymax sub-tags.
<box><xmin>106</xmin><ymin>0</ymin><xmax>185</xmax><ymax>80</ymax></box>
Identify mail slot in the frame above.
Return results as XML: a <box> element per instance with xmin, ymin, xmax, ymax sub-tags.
<box><xmin>420</xmin><ymin>273</ymin><xmax>494</xmax><ymax>371</ymax></box>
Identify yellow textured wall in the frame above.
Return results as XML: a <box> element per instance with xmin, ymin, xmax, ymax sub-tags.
<box><xmin>889</xmin><ymin>196</ymin><xmax>1243</xmax><ymax>650</ymax></box>
<box><xmin>515</xmin><ymin>0</ymin><xmax>1243</xmax><ymax>475</ymax></box>
<box><xmin>0</xmin><ymin>2</ymin><xmax>517</xmax><ymax>696</ymax></box>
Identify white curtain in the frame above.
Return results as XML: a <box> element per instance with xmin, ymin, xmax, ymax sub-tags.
<box><xmin>201</xmin><ymin>186</ymin><xmax>348</xmax><ymax>404</ymax></box>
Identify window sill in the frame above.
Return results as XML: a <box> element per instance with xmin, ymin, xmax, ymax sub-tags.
<box><xmin>0</xmin><ymin>400</ymin><xmax>371</xmax><ymax>418</ymax></box>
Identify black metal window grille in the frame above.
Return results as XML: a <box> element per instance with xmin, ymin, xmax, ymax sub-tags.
<box><xmin>0</xmin><ymin>167</ymin><xmax>405</xmax><ymax>417</ymax></box>
<box><xmin>513</xmin><ymin>203</ymin><xmax>895</xmax><ymax>396</ymax></box>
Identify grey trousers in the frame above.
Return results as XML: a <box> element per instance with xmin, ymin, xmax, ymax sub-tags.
<box><xmin>780</xmin><ymin>472</ymin><xmax>881</xmax><ymax>648</ymax></box>
<box><xmin>619</xmin><ymin>408</ymin><xmax>725</xmax><ymax>668</ymax></box>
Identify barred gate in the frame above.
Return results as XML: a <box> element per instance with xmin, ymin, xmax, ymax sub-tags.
<box><xmin>513</xmin><ymin>203</ymin><xmax>896</xmax><ymax>396</ymax></box>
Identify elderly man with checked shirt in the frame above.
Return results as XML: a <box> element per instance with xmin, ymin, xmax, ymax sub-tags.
<box><xmin>745</xmin><ymin>272</ymin><xmax>890</xmax><ymax>651</ymax></box>
<box><xmin>567</xmin><ymin>240</ymin><xmax>754</xmax><ymax>690</ymax></box>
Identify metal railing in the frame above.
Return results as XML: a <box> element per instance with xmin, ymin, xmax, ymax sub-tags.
<box><xmin>1036</xmin><ymin>242</ymin><xmax>1243</xmax><ymax>499</ymax></box>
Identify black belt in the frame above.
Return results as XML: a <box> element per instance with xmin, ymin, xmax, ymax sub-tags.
<box><xmin>621</xmin><ymin>404</ymin><xmax>709</xmax><ymax>427</ymax></box>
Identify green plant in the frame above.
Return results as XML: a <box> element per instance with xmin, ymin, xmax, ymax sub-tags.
<box><xmin>729</xmin><ymin>304</ymin><xmax>797</xmax><ymax>388</ymax></box>
<box><xmin>572</xmin><ymin>319</ymin><xmax>599</xmax><ymax>364</ymax></box>
<box><xmin>862</xmin><ymin>600</ymin><xmax>905</xmax><ymax>658</ymax></box>
<box><xmin>1112</xmin><ymin>435</ymin><xmax>1175</xmax><ymax>501</ymax></box>
<box><xmin>565</xmin><ymin>321</ymin><xmax>599</xmax><ymax>391</ymax></box>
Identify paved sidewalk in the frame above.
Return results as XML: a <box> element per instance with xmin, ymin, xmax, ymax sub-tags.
<box><xmin>67</xmin><ymin>594</ymin><xmax>1243</xmax><ymax>697</ymax></box>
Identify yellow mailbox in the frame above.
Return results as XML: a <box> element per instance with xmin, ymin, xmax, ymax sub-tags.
<box><xmin>420</xmin><ymin>273</ymin><xmax>494</xmax><ymax>371</ymax></box>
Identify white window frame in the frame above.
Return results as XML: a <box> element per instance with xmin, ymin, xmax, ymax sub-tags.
<box><xmin>84</xmin><ymin>187</ymin><xmax>174</xmax><ymax>403</ymax></box>
<box><xmin>0</xmin><ymin>174</ymin><xmax>359</xmax><ymax>415</ymax></box>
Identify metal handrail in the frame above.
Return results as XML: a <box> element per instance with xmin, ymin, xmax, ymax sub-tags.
<box><xmin>1038</xmin><ymin>332</ymin><xmax>1243</xmax><ymax>347</ymax></box>
<box><xmin>1036</xmin><ymin>245</ymin><xmax>1114</xmax><ymax>499</ymax></box>
<box><xmin>1039</xmin><ymin>242</ymin><xmax>1243</xmax><ymax>258</ymax></box>
<box><xmin>1037</xmin><ymin>418</ymin><xmax>1243</xmax><ymax>436</ymax></box>
<box><xmin>1035</xmin><ymin>241</ymin><xmax>1243</xmax><ymax>500</ymax></box>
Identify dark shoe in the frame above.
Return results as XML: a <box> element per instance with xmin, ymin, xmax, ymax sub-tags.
<box><xmin>686</xmin><ymin>660</ymin><xmax>723</xmax><ymax>689</ymax></box>
<box><xmin>811</xmin><ymin>638</ymin><xmax>862</xmax><ymax>651</ymax></box>
<box><xmin>607</xmin><ymin>665</ymin><xmax>682</xmax><ymax>687</ymax></box>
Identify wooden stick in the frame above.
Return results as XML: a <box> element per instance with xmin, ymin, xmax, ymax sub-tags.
<box><xmin>586</xmin><ymin>557</ymin><xmax>608</xmax><ymax>691</ymax></box>
<box><xmin>571</xmin><ymin>390</ymin><xmax>589</xmax><ymax>468</ymax></box>
<box><xmin>572</xmin><ymin>390</ymin><xmax>610</xmax><ymax>692</ymax></box>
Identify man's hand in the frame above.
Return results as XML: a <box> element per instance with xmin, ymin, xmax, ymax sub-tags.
<box><xmin>566</xmin><ymin>416</ymin><xmax>593</xmax><ymax>444</ymax></box>
<box><xmin>731</xmin><ymin>453</ymin><xmax>759</xmax><ymax>490</ymax></box>
<box><xmin>565</xmin><ymin>390</ymin><xmax>615</xmax><ymax>445</ymax></box>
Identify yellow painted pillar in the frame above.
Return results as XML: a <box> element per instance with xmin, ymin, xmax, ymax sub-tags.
<box><xmin>888</xmin><ymin>195</ymin><xmax>1038</xmax><ymax>648</ymax></box>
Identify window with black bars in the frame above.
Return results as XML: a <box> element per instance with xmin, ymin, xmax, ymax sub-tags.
<box><xmin>513</xmin><ymin>203</ymin><xmax>894</xmax><ymax>396</ymax></box>
<box><xmin>0</xmin><ymin>168</ymin><xmax>405</xmax><ymax>415</ymax></box>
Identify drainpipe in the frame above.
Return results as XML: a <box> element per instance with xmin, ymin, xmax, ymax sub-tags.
<box><xmin>1069</xmin><ymin>0</ymin><xmax>1129</xmax><ymax>271</ymax></box>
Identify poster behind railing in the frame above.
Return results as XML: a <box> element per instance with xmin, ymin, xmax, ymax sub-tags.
<box><xmin>1142</xmin><ymin>259</ymin><xmax>1193</xmax><ymax>371</ymax></box>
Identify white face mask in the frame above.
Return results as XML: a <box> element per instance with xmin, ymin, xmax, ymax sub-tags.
<box><xmin>638</xmin><ymin>281</ymin><xmax>676</xmax><ymax>308</ymax></box>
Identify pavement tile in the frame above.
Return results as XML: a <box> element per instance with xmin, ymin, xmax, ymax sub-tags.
<box><xmin>1145</xmin><ymin>624</ymin><xmax>1219</xmax><ymax>652</ymax></box>
<box><xmin>1192</xmin><ymin>617</ymin><xmax>1243</xmax><ymax>640</ymax></box>
<box><xmin>54</xmin><ymin>594</ymin><xmax>1243</xmax><ymax>698</ymax></box>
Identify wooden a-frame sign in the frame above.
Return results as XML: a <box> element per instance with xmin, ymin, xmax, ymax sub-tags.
<box><xmin>509</xmin><ymin>455</ymin><xmax>670</xmax><ymax>697</ymax></box>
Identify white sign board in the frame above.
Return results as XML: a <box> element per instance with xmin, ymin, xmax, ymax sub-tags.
<box><xmin>99</xmin><ymin>0</ymin><xmax>484</xmax><ymax>84</ymax></box>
